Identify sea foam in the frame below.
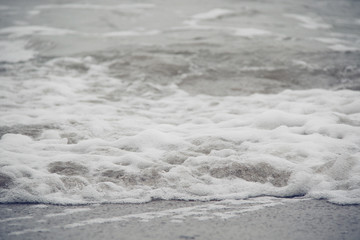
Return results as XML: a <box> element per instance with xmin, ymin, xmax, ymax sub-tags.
<box><xmin>0</xmin><ymin>57</ymin><xmax>359</xmax><ymax>205</ymax></box>
<box><xmin>0</xmin><ymin>40</ymin><xmax>35</xmax><ymax>62</ymax></box>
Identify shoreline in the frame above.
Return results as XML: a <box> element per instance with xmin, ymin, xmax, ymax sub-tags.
<box><xmin>1</xmin><ymin>197</ymin><xmax>359</xmax><ymax>240</ymax></box>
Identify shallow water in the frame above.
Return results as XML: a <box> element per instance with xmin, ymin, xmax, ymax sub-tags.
<box><xmin>0</xmin><ymin>199</ymin><xmax>359</xmax><ymax>240</ymax></box>
<box><xmin>0</xmin><ymin>0</ymin><xmax>360</xmax><ymax>205</ymax></box>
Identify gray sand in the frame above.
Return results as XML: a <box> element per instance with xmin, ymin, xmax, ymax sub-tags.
<box><xmin>1</xmin><ymin>198</ymin><xmax>359</xmax><ymax>240</ymax></box>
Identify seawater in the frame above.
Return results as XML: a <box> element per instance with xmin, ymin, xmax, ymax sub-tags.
<box><xmin>0</xmin><ymin>0</ymin><xmax>360</xmax><ymax>205</ymax></box>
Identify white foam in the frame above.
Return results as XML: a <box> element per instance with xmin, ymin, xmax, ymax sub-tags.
<box><xmin>0</xmin><ymin>40</ymin><xmax>35</xmax><ymax>62</ymax></box>
<box><xmin>34</xmin><ymin>3</ymin><xmax>154</xmax><ymax>11</ymax></box>
<box><xmin>28</xmin><ymin>3</ymin><xmax>154</xmax><ymax>16</ymax></box>
<box><xmin>103</xmin><ymin>30</ymin><xmax>160</xmax><ymax>37</ymax></box>
<box><xmin>9</xmin><ymin>228</ymin><xmax>49</xmax><ymax>236</ymax></box>
<box><xmin>328</xmin><ymin>44</ymin><xmax>359</xmax><ymax>52</ymax></box>
<box><xmin>314</xmin><ymin>37</ymin><xmax>346</xmax><ymax>44</ymax></box>
<box><xmin>0</xmin><ymin>25</ymin><xmax>160</xmax><ymax>39</ymax></box>
<box><xmin>0</xmin><ymin>57</ymin><xmax>359</xmax><ymax>205</ymax></box>
<box><xmin>182</xmin><ymin>8</ymin><xmax>271</xmax><ymax>38</ymax></box>
<box><xmin>171</xmin><ymin>25</ymin><xmax>271</xmax><ymax>38</ymax></box>
<box><xmin>233</xmin><ymin>28</ymin><xmax>270</xmax><ymax>37</ymax></box>
<box><xmin>313</xmin><ymin>38</ymin><xmax>359</xmax><ymax>52</ymax></box>
<box><xmin>65</xmin><ymin>198</ymin><xmax>293</xmax><ymax>228</ymax></box>
<box><xmin>0</xmin><ymin>26</ymin><xmax>77</xmax><ymax>38</ymax></box>
<box><xmin>0</xmin><ymin>216</ymin><xmax>33</xmax><ymax>223</ymax></box>
<box><xmin>30</xmin><ymin>204</ymin><xmax>48</xmax><ymax>209</ymax></box>
<box><xmin>284</xmin><ymin>14</ymin><xmax>331</xmax><ymax>29</ymax></box>
<box><xmin>45</xmin><ymin>208</ymin><xmax>91</xmax><ymax>218</ymax></box>
<box><xmin>183</xmin><ymin>8</ymin><xmax>234</xmax><ymax>29</ymax></box>
<box><xmin>192</xmin><ymin>9</ymin><xmax>233</xmax><ymax>20</ymax></box>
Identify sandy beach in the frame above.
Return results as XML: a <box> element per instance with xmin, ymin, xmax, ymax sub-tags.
<box><xmin>1</xmin><ymin>198</ymin><xmax>359</xmax><ymax>240</ymax></box>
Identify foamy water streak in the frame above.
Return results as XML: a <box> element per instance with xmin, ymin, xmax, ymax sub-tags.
<box><xmin>0</xmin><ymin>56</ymin><xmax>359</xmax><ymax>205</ymax></box>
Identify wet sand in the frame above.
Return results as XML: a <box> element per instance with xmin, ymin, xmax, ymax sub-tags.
<box><xmin>1</xmin><ymin>198</ymin><xmax>359</xmax><ymax>240</ymax></box>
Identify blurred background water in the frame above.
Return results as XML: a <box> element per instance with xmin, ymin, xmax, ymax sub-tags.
<box><xmin>1</xmin><ymin>0</ymin><xmax>360</xmax><ymax>94</ymax></box>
